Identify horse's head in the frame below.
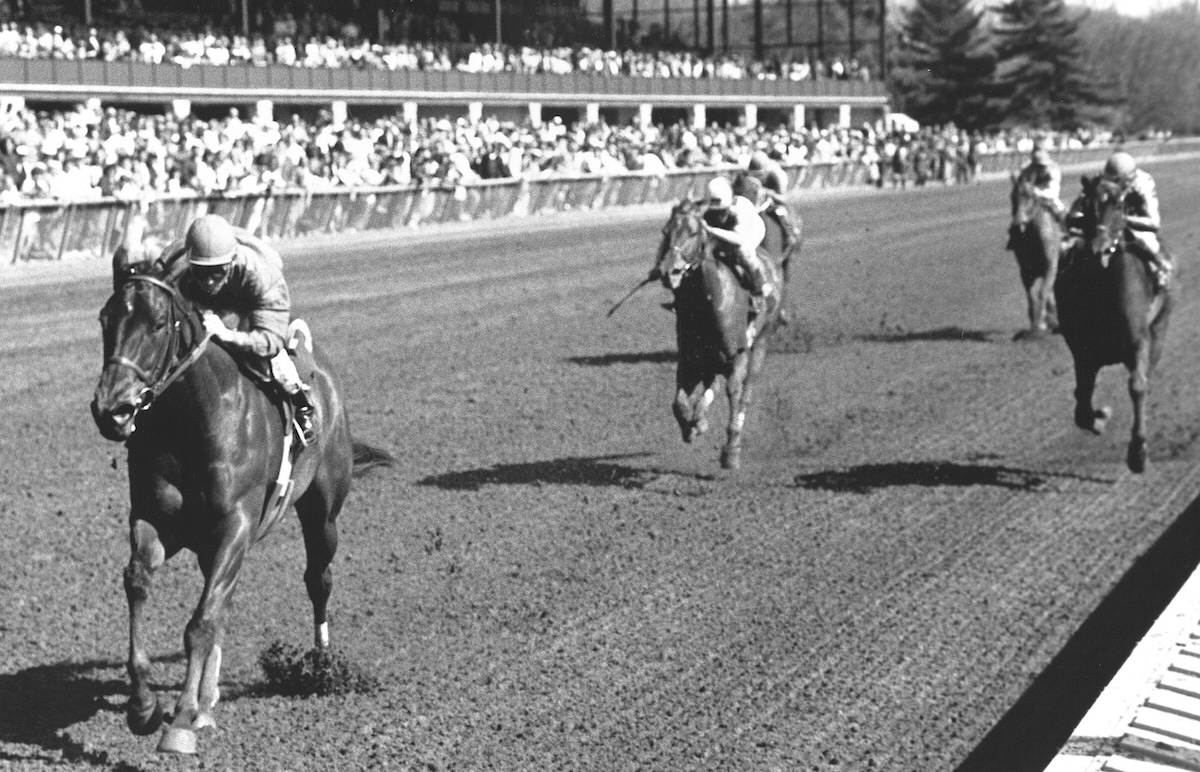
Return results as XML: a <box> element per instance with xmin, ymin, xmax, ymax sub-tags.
<box><xmin>1079</xmin><ymin>174</ymin><xmax>1128</xmax><ymax>265</ymax></box>
<box><xmin>91</xmin><ymin>257</ymin><xmax>202</xmax><ymax>442</ymax></box>
<box><xmin>653</xmin><ymin>197</ymin><xmax>709</xmax><ymax>291</ymax></box>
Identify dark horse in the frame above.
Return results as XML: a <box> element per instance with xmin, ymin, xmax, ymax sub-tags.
<box><xmin>1009</xmin><ymin>171</ymin><xmax>1063</xmax><ymax>338</ymax></box>
<box><xmin>653</xmin><ymin>198</ymin><xmax>790</xmax><ymax>469</ymax></box>
<box><xmin>90</xmin><ymin>247</ymin><xmax>380</xmax><ymax>753</ymax></box>
<box><xmin>1056</xmin><ymin>174</ymin><xmax>1174</xmax><ymax>473</ymax></box>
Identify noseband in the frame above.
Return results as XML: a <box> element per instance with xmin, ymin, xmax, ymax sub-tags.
<box><xmin>104</xmin><ymin>274</ymin><xmax>210</xmax><ymax>413</ymax></box>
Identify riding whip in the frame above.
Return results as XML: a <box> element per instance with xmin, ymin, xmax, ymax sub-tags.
<box><xmin>606</xmin><ymin>275</ymin><xmax>658</xmax><ymax>317</ymax></box>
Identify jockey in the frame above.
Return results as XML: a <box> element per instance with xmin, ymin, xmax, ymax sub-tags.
<box><xmin>734</xmin><ymin>150</ymin><xmax>799</xmax><ymax>254</ymax></box>
<box><xmin>1067</xmin><ymin>151</ymin><xmax>1172</xmax><ymax>290</ymax></box>
<box><xmin>1006</xmin><ymin>146</ymin><xmax>1064</xmax><ymax>251</ymax></box>
<box><xmin>179</xmin><ymin>213</ymin><xmax>316</xmax><ymax>444</ymax></box>
<box><xmin>701</xmin><ymin>176</ymin><xmax>774</xmax><ymax>316</ymax></box>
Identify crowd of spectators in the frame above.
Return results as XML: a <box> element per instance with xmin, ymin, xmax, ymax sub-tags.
<box><xmin>0</xmin><ymin>100</ymin><xmax>1120</xmax><ymax>204</ymax></box>
<box><xmin>0</xmin><ymin>20</ymin><xmax>870</xmax><ymax>82</ymax></box>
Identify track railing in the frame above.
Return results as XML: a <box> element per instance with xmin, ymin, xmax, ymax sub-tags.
<box><xmin>3</xmin><ymin>138</ymin><xmax>1198</xmax><ymax>266</ymax></box>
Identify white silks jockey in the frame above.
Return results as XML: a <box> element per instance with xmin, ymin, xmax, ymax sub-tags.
<box><xmin>700</xmin><ymin>176</ymin><xmax>776</xmax><ymax>317</ymax></box>
<box><xmin>1066</xmin><ymin>151</ymin><xmax>1172</xmax><ymax>291</ymax></box>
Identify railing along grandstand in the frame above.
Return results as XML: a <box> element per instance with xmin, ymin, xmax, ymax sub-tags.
<box><xmin>3</xmin><ymin>139</ymin><xmax>1198</xmax><ymax>267</ymax></box>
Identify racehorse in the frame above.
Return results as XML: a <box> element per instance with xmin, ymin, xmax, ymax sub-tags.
<box><xmin>90</xmin><ymin>246</ymin><xmax>384</xmax><ymax>753</ymax></box>
<box><xmin>1056</xmin><ymin>174</ymin><xmax>1174</xmax><ymax>473</ymax></box>
<box><xmin>653</xmin><ymin>197</ymin><xmax>787</xmax><ymax>470</ymax></box>
<box><xmin>1009</xmin><ymin>172</ymin><xmax>1063</xmax><ymax>338</ymax></box>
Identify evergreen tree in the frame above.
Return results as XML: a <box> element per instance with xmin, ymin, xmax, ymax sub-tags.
<box><xmin>888</xmin><ymin>0</ymin><xmax>1002</xmax><ymax>130</ymax></box>
<box><xmin>990</xmin><ymin>0</ymin><xmax>1121</xmax><ymax>129</ymax></box>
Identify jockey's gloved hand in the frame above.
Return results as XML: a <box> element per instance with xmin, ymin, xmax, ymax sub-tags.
<box><xmin>201</xmin><ymin>311</ymin><xmax>231</xmax><ymax>342</ymax></box>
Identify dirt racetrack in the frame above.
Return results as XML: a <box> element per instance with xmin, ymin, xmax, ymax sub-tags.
<box><xmin>5</xmin><ymin>158</ymin><xmax>1200</xmax><ymax>772</ymax></box>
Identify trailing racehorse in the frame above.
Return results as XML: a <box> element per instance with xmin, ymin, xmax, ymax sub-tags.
<box><xmin>1056</xmin><ymin>174</ymin><xmax>1174</xmax><ymax>473</ymax></box>
<box><xmin>90</xmin><ymin>248</ymin><xmax>390</xmax><ymax>754</ymax></box>
<box><xmin>652</xmin><ymin>197</ymin><xmax>787</xmax><ymax>469</ymax></box>
<box><xmin>1009</xmin><ymin>171</ymin><xmax>1063</xmax><ymax>338</ymax></box>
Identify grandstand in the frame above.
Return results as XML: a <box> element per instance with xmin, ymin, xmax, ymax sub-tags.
<box><xmin>0</xmin><ymin>1</ymin><xmax>888</xmax><ymax>131</ymax></box>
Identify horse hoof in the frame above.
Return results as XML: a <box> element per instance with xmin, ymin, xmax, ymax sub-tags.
<box><xmin>1127</xmin><ymin>442</ymin><xmax>1148</xmax><ymax>474</ymax></box>
<box><xmin>126</xmin><ymin>697</ymin><xmax>164</xmax><ymax>736</ymax></box>
<box><xmin>720</xmin><ymin>448</ymin><xmax>741</xmax><ymax>470</ymax></box>
<box><xmin>157</xmin><ymin>726</ymin><xmax>198</xmax><ymax>755</ymax></box>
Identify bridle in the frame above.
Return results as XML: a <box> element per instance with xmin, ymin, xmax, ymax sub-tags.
<box><xmin>1088</xmin><ymin>181</ymin><xmax>1128</xmax><ymax>261</ymax></box>
<box><xmin>659</xmin><ymin>208</ymin><xmax>710</xmax><ymax>285</ymax></box>
<box><xmin>103</xmin><ymin>274</ymin><xmax>210</xmax><ymax>415</ymax></box>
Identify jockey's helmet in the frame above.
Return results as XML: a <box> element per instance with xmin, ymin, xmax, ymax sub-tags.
<box><xmin>1104</xmin><ymin>151</ymin><xmax>1137</xmax><ymax>183</ymax></box>
<box><xmin>1031</xmin><ymin>148</ymin><xmax>1051</xmax><ymax>167</ymax></box>
<box><xmin>705</xmin><ymin>176</ymin><xmax>734</xmax><ymax>209</ymax></box>
<box><xmin>186</xmin><ymin>214</ymin><xmax>238</xmax><ymax>267</ymax></box>
<box><xmin>748</xmin><ymin>151</ymin><xmax>772</xmax><ymax>173</ymax></box>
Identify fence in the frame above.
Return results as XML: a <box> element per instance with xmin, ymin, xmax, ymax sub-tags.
<box><xmin>4</xmin><ymin>138</ymin><xmax>1199</xmax><ymax>267</ymax></box>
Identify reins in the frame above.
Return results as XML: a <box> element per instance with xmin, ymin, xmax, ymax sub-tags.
<box><xmin>104</xmin><ymin>274</ymin><xmax>211</xmax><ymax>413</ymax></box>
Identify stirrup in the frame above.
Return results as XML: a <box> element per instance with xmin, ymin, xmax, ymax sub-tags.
<box><xmin>293</xmin><ymin>407</ymin><xmax>315</xmax><ymax>447</ymax></box>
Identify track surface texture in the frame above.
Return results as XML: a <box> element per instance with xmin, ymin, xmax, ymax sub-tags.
<box><xmin>4</xmin><ymin>160</ymin><xmax>1200</xmax><ymax>772</ymax></box>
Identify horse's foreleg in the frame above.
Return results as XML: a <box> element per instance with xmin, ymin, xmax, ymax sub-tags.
<box><xmin>674</xmin><ymin>363</ymin><xmax>714</xmax><ymax>444</ymax></box>
<box><xmin>723</xmin><ymin>348</ymin><xmax>765</xmax><ymax>470</ymax></box>
<box><xmin>125</xmin><ymin>519</ymin><xmax>166</xmax><ymax>736</ymax></box>
<box><xmin>721</xmin><ymin>358</ymin><xmax>748</xmax><ymax>469</ymax></box>
<box><xmin>1073</xmin><ymin>361</ymin><xmax>1110</xmax><ymax>434</ymax></box>
<box><xmin>159</xmin><ymin>519</ymin><xmax>252</xmax><ymax>754</ymax></box>
<box><xmin>1127</xmin><ymin>346</ymin><xmax>1151</xmax><ymax>473</ymax></box>
<box><xmin>296</xmin><ymin>481</ymin><xmax>345</xmax><ymax>650</ymax></box>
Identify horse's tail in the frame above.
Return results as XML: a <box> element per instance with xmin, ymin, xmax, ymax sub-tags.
<box><xmin>352</xmin><ymin>440</ymin><xmax>395</xmax><ymax>478</ymax></box>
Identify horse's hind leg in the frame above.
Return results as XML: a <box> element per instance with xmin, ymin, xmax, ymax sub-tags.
<box><xmin>1073</xmin><ymin>360</ymin><xmax>1111</xmax><ymax>434</ymax></box>
<box><xmin>295</xmin><ymin>472</ymin><xmax>348</xmax><ymax>649</ymax></box>
<box><xmin>125</xmin><ymin>519</ymin><xmax>166</xmax><ymax>736</ymax></box>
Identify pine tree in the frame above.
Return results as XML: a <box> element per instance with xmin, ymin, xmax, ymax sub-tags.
<box><xmin>990</xmin><ymin>0</ymin><xmax>1121</xmax><ymax>129</ymax></box>
<box><xmin>888</xmin><ymin>0</ymin><xmax>1002</xmax><ymax>130</ymax></box>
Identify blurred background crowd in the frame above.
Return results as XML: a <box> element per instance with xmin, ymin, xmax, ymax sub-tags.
<box><xmin>0</xmin><ymin>100</ymin><xmax>1121</xmax><ymax>202</ymax></box>
<box><xmin>0</xmin><ymin>20</ymin><xmax>870</xmax><ymax>82</ymax></box>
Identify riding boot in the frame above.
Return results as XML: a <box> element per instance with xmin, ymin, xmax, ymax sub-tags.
<box><xmin>291</xmin><ymin>385</ymin><xmax>316</xmax><ymax>446</ymax></box>
<box><xmin>1151</xmin><ymin>254</ymin><xmax>1173</xmax><ymax>291</ymax></box>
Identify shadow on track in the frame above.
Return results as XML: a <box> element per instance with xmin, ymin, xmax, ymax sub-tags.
<box><xmin>0</xmin><ymin>655</ymin><xmax>181</xmax><ymax>769</ymax></box>
<box><xmin>954</xmin><ymin>490</ymin><xmax>1200</xmax><ymax>772</ymax></box>
<box><xmin>567</xmin><ymin>350</ymin><xmax>677</xmax><ymax>367</ymax></box>
<box><xmin>857</xmin><ymin>326</ymin><xmax>1008</xmax><ymax>344</ymax></box>
<box><xmin>417</xmin><ymin>453</ymin><xmax>659</xmax><ymax>490</ymax></box>
<box><xmin>793</xmin><ymin>460</ymin><xmax>1112</xmax><ymax>494</ymax></box>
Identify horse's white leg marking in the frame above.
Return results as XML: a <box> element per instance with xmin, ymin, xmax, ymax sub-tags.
<box><xmin>194</xmin><ymin>645</ymin><xmax>222</xmax><ymax>730</ymax></box>
<box><xmin>315</xmin><ymin>621</ymin><xmax>330</xmax><ymax>649</ymax></box>
<box><xmin>733</xmin><ymin>411</ymin><xmax>746</xmax><ymax>432</ymax></box>
<box><xmin>701</xmin><ymin>389</ymin><xmax>715</xmax><ymax>409</ymax></box>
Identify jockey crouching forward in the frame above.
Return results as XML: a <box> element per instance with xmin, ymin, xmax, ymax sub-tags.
<box><xmin>735</xmin><ymin>150</ymin><xmax>800</xmax><ymax>256</ymax></box>
<box><xmin>701</xmin><ymin>176</ymin><xmax>776</xmax><ymax>318</ymax></box>
<box><xmin>179</xmin><ymin>214</ymin><xmax>317</xmax><ymax>444</ymax></box>
<box><xmin>1007</xmin><ymin>146</ymin><xmax>1065</xmax><ymax>251</ymax></box>
<box><xmin>1066</xmin><ymin>151</ymin><xmax>1173</xmax><ymax>291</ymax></box>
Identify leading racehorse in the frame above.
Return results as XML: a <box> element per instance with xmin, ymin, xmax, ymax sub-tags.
<box><xmin>90</xmin><ymin>246</ymin><xmax>380</xmax><ymax>753</ymax></box>
<box><xmin>652</xmin><ymin>197</ymin><xmax>788</xmax><ymax>469</ymax></box>
<box><xmin>1009</xmin><ymin>172</ymin><xmax>1062</xmax><ymax>338</ymax></box>
<box><xmin>1056</xmin><ymin>174</ymin><xmax>1174</xmax><ymax>473</ymax></box>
